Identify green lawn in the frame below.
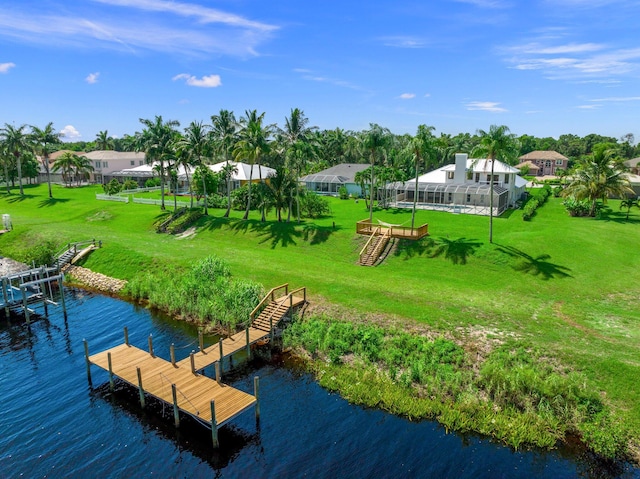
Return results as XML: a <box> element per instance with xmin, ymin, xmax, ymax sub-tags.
<box><xmin>2</xmin><ymin>184</ymin><xmax>639</xmax><ymax>450</ymax></box>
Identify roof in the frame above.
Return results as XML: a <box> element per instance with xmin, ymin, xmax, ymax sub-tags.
<box><xmin>515</xmin><ymin>161</ymin><xmax>540</xmax><ymax>171</ymax></box>
<box><xmin>623</xmin><ymin>157</ymin><xmax>640</xmax><ymax>168</ymax></box>
<box><xmin>300</xmin><ymin>163</ymin><xmax>369</xmax><ymax>184</ymax></box>
<box><xmin>83</xmin><ymin>150</ymin><xmax>147</xmax><ymax>161</ymax></box>
<box><xmin>209</xmin><ymin>161</ymin><xmax>275</xmax><ymax>181</ymax></box>
<box><xmin>518</xmin><ymin>150</ymin><xmax>568</xmax><ymax>161</ymax></box>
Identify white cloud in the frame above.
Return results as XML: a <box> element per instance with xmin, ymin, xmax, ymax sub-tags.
<box><xmin>453</xmin><ymin>0</ymin><xmax>511</xmax><ymax>8</ymax></box>
<box><xmin>380</xmin><ymin>36</ymin><xmax>428</xmax><ymax>48</ymax></box>
<box><xmin>86</xmin><ymin>72</ymin><xmax>100</xmax><ymax>84</ymax></box>
<box><xmin>60</xmin><ymin>125</ymin><xmax>81</xmax><ymax>140</ymax></box>
<box><xmin>172</xmin><ymin>73</ymin><xmax>222</xmax><ymax>88</ymax></box>
<box><xmin>0</xmin><ymin>62</ymin><xmax>16</xmax><ymax>73</ymax></box>
<box><xmin>399</xmin><ymin>93</ymin><xmax>416</xmax><ymax>99</ymax></box>
<box><xmin>0</xmin><ymin>3</ymin><xmax>278</xmax><ymax>57</ymax></box>
<box><xmin>589</xmin><ymin>96</ymin><xmax>640</xmax><ymax>102</ymax></box>
<box><xmin>577</xmin><ymin>104</ymin><xmax>601</xmax><ymax>109</ymax></box>
<box><xmin>465</xmin><ymin>101</ymin><xmax>507</xmax><ymax>112</ymax></box>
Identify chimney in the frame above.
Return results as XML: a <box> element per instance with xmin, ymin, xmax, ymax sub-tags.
<box><xmin>454</xmin><ymin>153</ymin><xmax>468</xmax><ymax>184</ymax></box>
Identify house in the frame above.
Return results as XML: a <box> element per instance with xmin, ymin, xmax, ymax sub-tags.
<box><xmin>387</xmin><ymin>153</ymin><xmax>527</xmax><ymax>216</ymax></box>
<box><xmin>299</xmin><ymin>163</ymin><xmax>370</xmax><ymax>197</ymax></box>
<box><xmin>207</xmin><ymin>161</ymin><xmax>276</xmax><ymax>190</ymax></box>
<box><xmin>623</xmin><ymin>157</ymin><xmax>640</xmax><ymax>175</ymax></box>
<box><xmin>514</xmin><ymin>160</ymin><xmax>540</xmax><ymax>176</ymax></box>
<box><xmin>83</xmin><ymin>150</ymin><xmax>147</xmax><ymax>183</ymax></box>
<box><xmin>517</xmin><ymin>151</ymin><xmax>568</xmax><ymax>176</ymax></box>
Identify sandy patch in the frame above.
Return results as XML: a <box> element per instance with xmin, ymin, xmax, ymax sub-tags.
<box><xmin>176</xmin><ymin>226</ymin><xmax>196</xmax><ymax>239</ymax></box>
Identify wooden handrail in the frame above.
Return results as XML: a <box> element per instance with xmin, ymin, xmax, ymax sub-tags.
<box><xmin>359</xmin><ymin>226</ymin><xmax>381</xmax><ymax>260</ymax></box>
<box><xmin>250</xmin><ymin>283</ymin><xmax>289</xmax><ymax>321</ymax></box>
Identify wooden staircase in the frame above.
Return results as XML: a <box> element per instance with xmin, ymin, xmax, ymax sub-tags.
<box><xmin>359</xmin><ymin>229</ymin><xmax>391</xmax><ymax>266</ymax></box>
<box><xmin>249</xmin><ymin>284</ymin><xmax>307</xmax><ymax>335</ymax></box>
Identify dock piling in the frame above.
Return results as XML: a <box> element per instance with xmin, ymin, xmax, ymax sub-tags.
<box><xmin>124</xmin><ymin>326</ymin><xmax>129</xmax><ymax>346</ymax></box>
<box><xmin>215</xmin><ymin>362</ymin><xmax>221</xmax><ymax>384</ymax></box>
<box><xmin>170</xmin><ymin>343</ymin><xmax>176</xmax><ymax>367</ymax></box>
<box><xmin>171</xmin><ymin>384</ymin><xmax>180</xmax><ymax>428</ymax></box>
<box><xmin>148</xmin><ymin>334</ymin><xmax>154</xmax><ymax>357</ymax></box>
<box><xmin>198</xmin><ymin>330</ymin><xmax>204</xmax><ymax>352</ymax></box>
<box><xmin>218</xmin><ymin>339</ymin><xmax>223</xmax><ymax>372</ymax></box>
<box><xmin>210</xmin><ymin>400</ymin><xmax>219</xmax><ymax>448</ymax></box>
<box><xmin>20</xmin><ymin>286</ymin><xmax>30</xmax><ymax>324</ymax></box>
<box><xmin>254</xmin><ymin>376</ymin><xmax>260</xmax><ymax>423</ymax></box>
<box><xmin>136</xmin><ymin>367</ymin><xmax>145</xmax><ymax>408</ymax></box>
<box><xmin>107</xmin><ymin>352</ymin><xmax>114</xmax><ymax>391</ymax></box>
<box><xmin>190</xmin><ymin>351</ymin><xmax>196</xmax><ymax>375</ymax></box>
<box><xmin>83</xmin><ymin>339</ymin><xmax>92</xmax><ymax>385</ymax></box>
<box><xmin>245</xmin><ymin>327</ymin><xmax>251</xmax><ymax>359</ymax></box>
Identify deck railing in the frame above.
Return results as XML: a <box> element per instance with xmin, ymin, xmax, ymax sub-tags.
<box><xmin>356</xmin><ymin>219</ymin><xmax>428</xmax><ymax>239</ymax></box>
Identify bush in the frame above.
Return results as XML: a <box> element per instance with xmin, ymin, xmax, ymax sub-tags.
<box><xmin>522</xmin><ymin>185</ymin><xmax>552</xmax><ymax>221</ymax></box>
<box><xmin>166</xmin><ymin>208</ymin><xmax>203</xmax><ymax>234</ymax></box>
<box><xmin>231</xmin><ymin>184</ymin><xmax>258</xmax><ymax>211</ymax></box>
<box><xmin>21</xmin><ymin>238</ymin><xmax>58</xmax><ymax>267</ymax></box>
<box><xmin>122</xmin><ymin>179</ymin><xmax>138</xmax><ymax>191</ymax></box>
<box><xmin>562</xmin><ymin>197</ymin><xmax>592</xmax><ymax>217</ymax></box>
<box><xmin>144</xmin><ymin>177</ymin><xmax>161</xmax><ymax>188</ymax></box>
<box><xmin>338</xmin><ymin>186</ymin><xmax>349</xmax><ymax>200</ymax></box>
<box><xmin>300</xmin><ymin>192</ymin><xmax>330</xmax><ymax>218</ymax></box>
<box><xmin>102</xmin><ymin>178</ymin><xmax>122</xmax><ymax>195</ymax></box>
<box><xmin>206</xmin><ymin>194</ymin><xmax>227</xmax><ymax>209</ymax></box>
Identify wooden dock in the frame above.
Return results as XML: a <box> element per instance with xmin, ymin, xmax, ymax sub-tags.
<box><xmin>85</xmin><ymin>284</ymin><xmax>307</xmax><ymax>447</ymax></box>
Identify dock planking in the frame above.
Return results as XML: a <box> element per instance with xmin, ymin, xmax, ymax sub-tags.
<box><xmin>88</xmin><ymin>344</ymin><xmax>256</xmax><ymax>427</ymax></box>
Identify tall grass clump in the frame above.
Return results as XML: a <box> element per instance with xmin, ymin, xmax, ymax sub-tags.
<box><xmin>125</xmin><ymin>255</ymin><xmax>263</xmax><ymax>331</ymax></box>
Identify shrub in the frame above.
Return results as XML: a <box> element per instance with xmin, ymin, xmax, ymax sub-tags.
<box><xmin>338</xmin><ymin>186</ymin><xmax>349</xmax><ymax>200</ymax></box>
<box><xmin>166</xmin><ymin>208</ymin><xmax>203</xmax><ymax>234</ymax></box>
<box><xmin>122</xmin><ymin>179</ymin><xmax>139</xmax><ymax>191</ymax></box>
<box><xmin>206</xmin><ymin>194</ymin><xmax>227</xmax><ymax>209</ymax></box>
<box><xmin>144</xmin><ymin>177</ymin><xmax>161</xmax><ymax>188</ymax></box>
<box><xmin>562</xmin><ymin>197</ymin><xmax>592</xmax><ymax>217</ymax></box>
<box><xmin>231</xmin><ymin>184</ymin><xmax>257</xmax><ymax>211</ymax></box>
<box><xmin>300</xmin><ymin>192</ymin><xmax>331</xmax><ymax>218</ymax></box>
<box><xmin>102</xmin><ymin>178</ymin><xmax>122</xmax><ymax>195</ymax></box>
<box><xmin>20</xmin><ymin>238</ymin><xmax>58</xmax><ymax>267</ymax></box>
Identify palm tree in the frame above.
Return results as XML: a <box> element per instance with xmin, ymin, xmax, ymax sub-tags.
<box><xmin>265</xmin><ymin>167</ymin><xmax>296</xmax><ymax>222</ymax></box>
<box><xmin>472</xmin><ymin>125</ymin><xmax>518</xmax><ymax>243</ymax></box>
<box><xmin>362</xmin><ymin>124</ymin><xmax>391</xmax><ymax>222</ymax></box>
<box><xmin>620</xmin><ymin>197</ymin><xmax>640</xmax><ymax>220</ymax></box>
<box><xmin>280</xmin><ymin>108</ymin><xmax>317</xmax><ymax>223</ymax></box>
<box><xmin>210</xmin><ymin>110</ymin><xmax>238</xmax><ymax>217</ymax></box>
<box><xmin>234</xmin><ymin>110</ymin><xmax>271</xmax><ymax>221</ymax></box>
<box><xmin>52</xmin><ymin>151</ymin><xmax>81</xmax><ymax>186</ymax></box>
<box><xmin>95</xmin><ymin>130</ymin><xmax>115</xmax><ymax>150</ymax></box>
<box><xmin>408</xmin><ymin>125</ymin><xmax>437</xmax><ymax>230</ymax></box>
<box><xmin>563</xmin><ymin>143</ymin><xmax>633</xmax><ymax>217</ymax></box>
<box><xmin>30</xmin><ymin>122</ymin><xmax>61</xmax><ymax>198</ymax></box>
<box><xmin>0</xmin><ymin>123</ymin><xmax>32</xmax><ymax>196</ymax></box>
<box><xmin>0</xmin><ymin>142</ymin><xmax>11</xmax><ymax>193</ymax></box>
<box><xmin>179</xmin><ymin>121</ymin><xmax>211</xmax><ymax>213</ymax></box>
<box><xmin>137</xmin><ymin>116</ymin><xmax>180</xmax><ymax>210</ymax></box>
<box><xmin>73</xmin><ymin>154</ymin><xmax>94</xmax><ymax>185</ymax></box>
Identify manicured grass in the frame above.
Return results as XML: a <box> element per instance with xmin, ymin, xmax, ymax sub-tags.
<box><xmin>1</xmin><ymin>184</ymin><xmax>639</xmax><ymax>456</ymax></box>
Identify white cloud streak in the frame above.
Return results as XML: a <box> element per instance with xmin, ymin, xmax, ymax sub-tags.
<box><xmin>60</xmin><ymin>125</ymin><xmax>81</xmax><ymax>139</ymax></box>
<box><xmin>466</xmin><ymin>101</ymin><xmax>507</xmax><ymax>112</ymax></box>
<box><xmin>172</xmin><ymin>73</ymin><xmax>222</xmax><ymax>88</ymax></box>
<box><xmin>0</xmin><ymin>62</ymin><xmax>16</xmax><ymax>73</ymax></box>
<box><xmin>399</xmin><ymin>93</ymin><xmax>416</xmax><ymax>99</ymax></box>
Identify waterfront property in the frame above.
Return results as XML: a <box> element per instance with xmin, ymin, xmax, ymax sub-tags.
<box><xmin>299</xmin><ymin>163</ymin><xmax>369</xmax><ymax>197</ymax></box>
<box><xmin>386</xmin><ymin>153</ymin><xmax>527</xmax><ymax>216</ymax></box>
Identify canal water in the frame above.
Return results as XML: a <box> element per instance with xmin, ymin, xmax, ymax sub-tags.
<box><xmin>0</xmin><ymin>290</ymin><xmax>638</xmax><ymax>478</ymax></box>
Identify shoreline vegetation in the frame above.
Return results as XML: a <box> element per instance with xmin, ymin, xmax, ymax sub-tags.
<box><xmin>2</xmin><ymin>183</ymin><xmax>639</xmax><ymax>465</ymax></box>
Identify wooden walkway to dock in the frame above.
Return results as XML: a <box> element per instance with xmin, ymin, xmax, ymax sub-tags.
<box><xmin>85</xmin><ymin>284</ymin><xmax>307</xmax><ymax>447</ymax></box>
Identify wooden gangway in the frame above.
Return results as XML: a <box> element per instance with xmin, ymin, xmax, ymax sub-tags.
<box><xmin>179</xmin><ymin>284</ymin><xmax>306</xmax><ymax>372</ymax></box>
<box><xmin>85</xmin><ymin>283</ymin><xmax>307</xmax><ymax>447</ymax></box>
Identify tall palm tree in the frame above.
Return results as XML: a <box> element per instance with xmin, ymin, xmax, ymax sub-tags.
<box><xmin>95</xmin><ymin>130</ymin><xmax>115</xmax><ymax>150</ymax></box>
<box><xmin>265</xmin><ymin>167</ymin><xmax>296</xmax><ymax>222</ymax></box>
<box><xmin>210</xmin><ymin>110</ymin><xmax>238</xmax><ymax>217</ymax></box>
<box><xmin>179</xmin><ymin>121</ymin><xmax>211</xmax><ymax>213</ymax></box>
<box><xmin>281</xmin><ymin>108</ymin><xmax>317</xmax><ymax>223</ymax></box>
<box><xmin>52</xmin><ymin>151</ymin><xmax>81</xmax><ymax>186</ymax></box>
<box><xmin>137</xmin><ymin>116</ymin><xmax>180</xmax><ymax>210</ymax></box>
<box><xmin>408</xmin><ymin>125</ymin><xmax>436</xmax><ymax>230</ymax></box>
<box><xmin>73</xmin><ymin>154</ymin><xmax>94</xmax><ymax>185</ymax></box>
<box><xmin>0</xmin><ymin>123</ymin><xmax>31</xmax><ymax>196</ymax></box>
<box><xmin>234</xmin><ymin>110</ymin><xmax>271</xmax><ymax>221</ymax></box>
<box><xmin>362</xmin><ymin>124</ymin><xmax>391</xmax><ymax>222</ymax></box>
<box><xmin>472</xmin><ymin>125</ymin><xmax>518</xmax><ymax>243</ymax></box>
<box><xmin>30</xmin><ymin>122</ymin><xmax>61</xmax><ymax>198</ymax></box>
<box><xmin>563</xmin><ymin>143</ymin><xmax>633</xmax><ymax>217</ymax></box>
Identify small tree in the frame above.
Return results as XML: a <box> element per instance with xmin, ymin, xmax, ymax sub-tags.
<box><xmin>620</xmin><ymin>197</ymin><xmax>640</xmax><ymax>220</ymax></box>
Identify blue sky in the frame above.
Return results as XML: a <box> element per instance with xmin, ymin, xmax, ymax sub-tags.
<box><xmin>1</xmin><ymin>0</ymin><xmax>639</xmax><ymax>142</ymax></box>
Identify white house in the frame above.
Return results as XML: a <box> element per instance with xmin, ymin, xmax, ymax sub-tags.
<box><xmin>387</xmin><ymin>153</ymin><xmax>527</xmax><ymax>216</ymax></box>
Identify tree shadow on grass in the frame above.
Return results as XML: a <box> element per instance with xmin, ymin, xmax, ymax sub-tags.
<box><xmin>494</xmin><ymin>244</ymin><xmax>572</xmax><ymax>280</ymax></box>
<box><xmin>6</xmin><ymin>194</ymin><xmax>37</xmax><ymax>203</ymax></box>
<box><xmin>38</xmin><ymin>198</ymin><xmax>70</xmax><ymax>207</ymax></box>
<box><xmin>300</xmin><ymin>223</ymin><xmax>341</xmax><ymax>245</ymax></box>
<box><xmin>254</xmin><ymin>221</ymin><xmax>300</xmax><ymax>248</ymax></box>
<box><xmin>595</xmin><ymin>206</ymin><xmax>640</xmax><ymax>225</ymax></box>
<box><xmin>394</xmin><ymin>236</ymin><xmax>482</xmax><ymax>265</ymax></box>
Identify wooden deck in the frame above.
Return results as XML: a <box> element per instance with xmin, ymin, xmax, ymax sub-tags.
<box><xmin>89</xmin><ymin>344</ymin><xmax>256</xmax><ymax>427</ymax></box>
<box><xmin>356</xmin><ymin>219</ymin><xmax>428</xmax><ymax>240</ymax></box>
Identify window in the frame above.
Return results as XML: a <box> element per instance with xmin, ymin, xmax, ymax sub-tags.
<box><xmin>475</xmin><ymin>173</ymin><xmax>480</xmax><ymax>183</ymax></box>
<box><xmin>545</xmin><ymin>160</ymin><xmax>551</xmax><ymax>167</ymax></box>
<box><xmin>504</xmin><ymin>175</ymin><xmax>509</xmax><ymax>184</ymax></box>
<box><xmin>466</xmin><ymin>194</ymin><xmax>471</xmax><ymax>202</ymax></box>
<box><xmin>103</xmin><ymin>162</ymin><xmax>108</xmax><ymax>168</ymax></box>
<box><xmin>139</xmin><ymin>160</ymin><xmax>144</xmax><ymax>165</ymax></box>
<box><xmin>95</xmin><ymin>161</ymin><xmax>101</xmax><ymax>168</ymax></box>
<box><xmin>131</xmin><ymin>161</ymin><xmax>135</xmax><ymax>166</ymax></box>
<box><xmin>556</xmin><ymin>159</ymin><xmax>563</xmax><ymax>166</ymax></box>
<box><xmin>447</xmin><ymin>171</ymin><xmax>454</xmax><ymax>180</ymax></box>
<box><xmin>448</xmin><ymin>192</ymin><xmax>452</xmax><ymax>202</ymax></box>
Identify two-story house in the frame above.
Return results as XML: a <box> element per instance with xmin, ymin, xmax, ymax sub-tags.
<box><xmin>516</xmin><ymin>151</ymin><xmax>568</xmax><ymax>177</ymax></box>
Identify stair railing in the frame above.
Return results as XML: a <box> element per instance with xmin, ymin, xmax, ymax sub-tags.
<box><xmin>359</xmin><ymin>226</ymin><xmax>381</xmax><ymax>264</ymax></box>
